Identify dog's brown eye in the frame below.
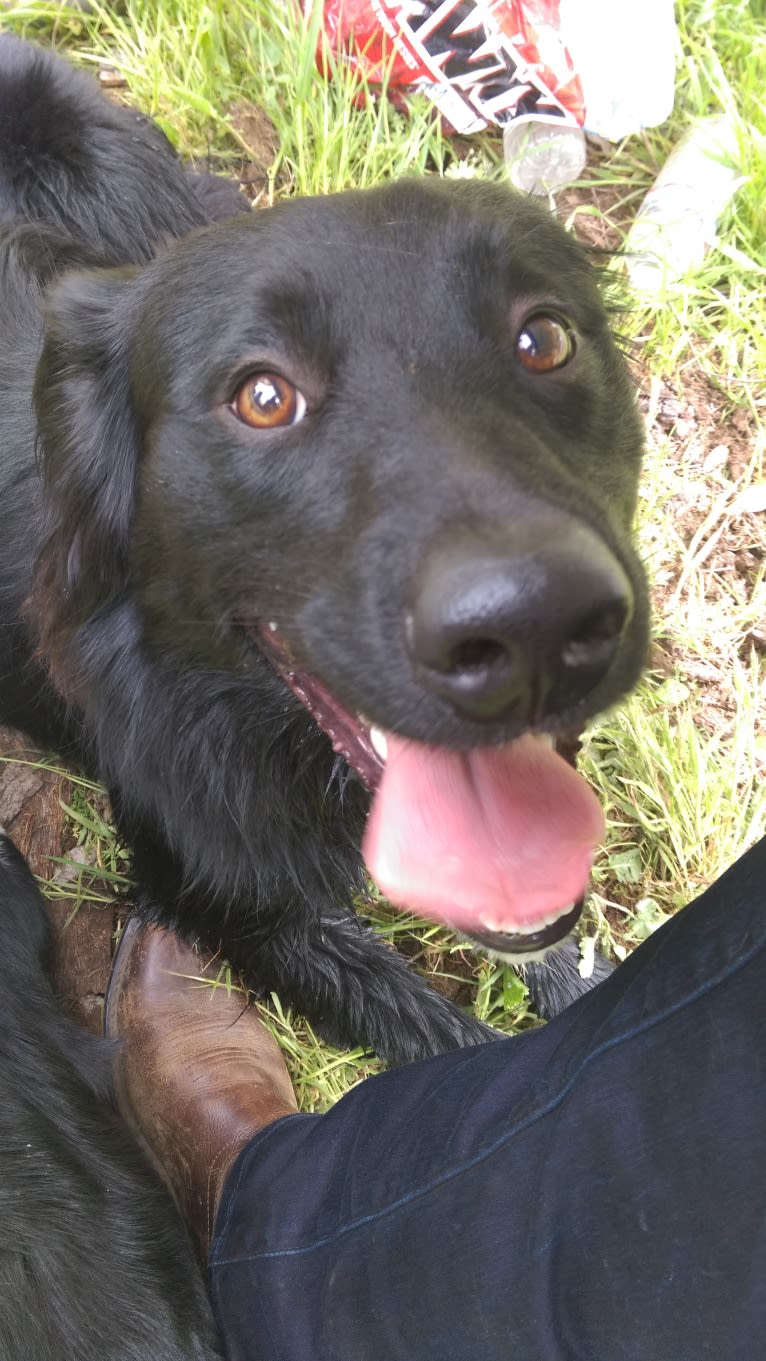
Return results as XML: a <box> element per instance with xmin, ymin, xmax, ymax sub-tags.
<box><xmin>515</xmin><ymin>314</ymin><xmax>576</xmax><ymax>373</ymax></box>
<box><xmin>232</xmin><ymin>372</ymin><xmax>306</xmax><ymax>429</ymax></box>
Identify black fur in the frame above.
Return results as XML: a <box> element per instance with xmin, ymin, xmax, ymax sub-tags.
<box><xmin>0</xmin><ymin>36</ymin><xmax>649</xmax><ymax>1064</ymax></box>
<box><xmin>0</xmin><ymin>833</ymin><xmax>222</xmax><ymax>1360</ymax></box>
<box><xmin>518</xmin><ymin>944</ymin><xmax>615</xmax><ymax>1019</ymax></box>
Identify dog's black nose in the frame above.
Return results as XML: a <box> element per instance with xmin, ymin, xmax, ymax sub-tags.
<box><xmin>407</xmin><ymin>521</ymin><xmax>633</xmax><ymax>722</ymax></box>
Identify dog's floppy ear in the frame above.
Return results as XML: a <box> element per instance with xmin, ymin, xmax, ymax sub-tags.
<box><xmin>31</xmin><ymin>266</ymin><xmax>142</xmax><ymax>679</ymax></box>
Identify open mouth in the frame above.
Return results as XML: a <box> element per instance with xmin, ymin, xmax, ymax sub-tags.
<box><xmin>253</xmin><ymin>622</ymin><xmax>604</xmax><ymax>960</ymax></box>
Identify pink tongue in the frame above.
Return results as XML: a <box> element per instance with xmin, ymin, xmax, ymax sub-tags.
<box><xmin>363</xmin><ymin>733</ymin><xmax>604</xmax><ymax>932</ymax></box>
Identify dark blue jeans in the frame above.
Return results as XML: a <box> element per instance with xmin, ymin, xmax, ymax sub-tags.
<box><xmin>209</xmin><ymin>838</ymin><xmax>766</xmax><ymax>1359</ymax></box>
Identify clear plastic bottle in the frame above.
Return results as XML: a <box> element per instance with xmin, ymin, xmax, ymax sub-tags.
<box><xmin>503</xmin><ymin>0</ymin><xmax>677</xmax><ymax>196</ymax></box>
<box><xmin>625</xmin><ymin>115</ymin><xmax>743</xmax><ymax>297</ymax></box>
<box><xmin>503</xmin><ymin>119</ymin><xmax>587</xmax><ymax>196</ymax></box>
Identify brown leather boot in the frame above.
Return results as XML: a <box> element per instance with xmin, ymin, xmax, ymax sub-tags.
<box><xmin>105</xmin><ymin>918</ymin><xmax>298</xmax><ymax>1260</ymax></box>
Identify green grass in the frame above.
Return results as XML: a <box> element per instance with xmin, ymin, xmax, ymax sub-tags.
<box><xmin>2</xmin><ymin>0</ymin><xmax>765</xmax><ymax>1099</ymax></box>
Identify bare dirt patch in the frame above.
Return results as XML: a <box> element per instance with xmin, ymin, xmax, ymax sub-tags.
<box><xmin>0</xmin><ymin>728</ymin><xmax>119</xmax><ymax>1034</ymax></box>
<box><xmin>640</xmin><ymin>370</ymin><xmax>765</xmax><ymax>743</ymax></box>
<box><xmin>228</xmin><ymin>98</ymin><xmax>281</xmax><ymax>203</ymax></box>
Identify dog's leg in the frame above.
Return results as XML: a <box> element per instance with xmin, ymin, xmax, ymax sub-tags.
<box><xmin>135</xmin><ymin>895</ymin><xmax>497</xmax><ymax>1066</ymax></box>
<box><xmin>118</xmin><ymin>808</ymin><xmax>496</xmax><ymax>1066</ymax></box>
<box><xmin>247</xmin><ymin>906</ymin><xmax>498</xmax><ymax>1065</ymax></box>
<box><xmin>520</xmin><ymin>939</ymin><xmax>614</xmax><ymax>1020</ymax></box>
<box><xmin>123</xmin><ymin>806</ymin><xmax>603</xmax><ymax>1056</ymax></box>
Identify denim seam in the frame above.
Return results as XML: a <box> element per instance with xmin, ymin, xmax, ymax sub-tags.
<box><xmin>213</xmin><ymin>925</ymin><xmax>766</xmax><ymax>1267</ymax></box>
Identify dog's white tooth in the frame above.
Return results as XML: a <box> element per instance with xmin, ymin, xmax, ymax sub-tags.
<box><xmin>478</xmin><ymin>903</ymin><xmax>575</xmax><ymax>936</ymax></box>
<box><xmin>478</xmin><ymin>914</ymin><xmax>504</xmax><ymax>933</ymax></box>
<box><xmin>533</xmin><ymin>733</ymin><xmax>556</xmax><ymax>750</ymax></box>
<box><xmin>370</xmin><ymin>726</ymin><xmax>388</xmax><ymax>762</ymax></box>
<box><xmin>267</xmin><ymin>620</ymin><xmax>278</xmax><ymax>632</ymax></box>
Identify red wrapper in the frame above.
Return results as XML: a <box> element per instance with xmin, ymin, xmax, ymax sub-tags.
<box><xmin>307</xmin><ymin>0</ymin><xmax>585</xmax><ymax>134</ymax></box>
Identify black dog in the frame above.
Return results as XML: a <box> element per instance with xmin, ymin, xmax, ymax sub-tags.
<box><xmin>0</xmin><ymin>36</ymin><xmax>648</xmax><ymax>1065</ymax></box>
<box><xmin>0</xmin><ymin>833</ymin><xmax>222</xmax><ymax>1360</ymax></box>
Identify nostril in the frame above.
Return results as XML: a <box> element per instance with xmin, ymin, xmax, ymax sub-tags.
<box><xmin>562</xmin><ymin>600</ymin><xmax>630</xmax><ymax>668</ymax></box>
<box><xmin>407</xmin><ymin>521</ymin><xmax>634</xmax><ymax>724</ymax></box>
<box><xmin>448</xmin><ymin>637</ymin><xmax>507</xmax><ymax>674</ymax></box>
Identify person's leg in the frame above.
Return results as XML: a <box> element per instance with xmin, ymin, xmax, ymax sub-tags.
<box><xmin>209</xmin><ymin>837</ymin><xmax>766</xmax><ymax>1361</ymax></box>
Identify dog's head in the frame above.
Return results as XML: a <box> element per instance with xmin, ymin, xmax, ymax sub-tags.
<box><xmin>34</xmin><ymin>179</ymin><xmax>648</xmax><ymax>954</ymax></box>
